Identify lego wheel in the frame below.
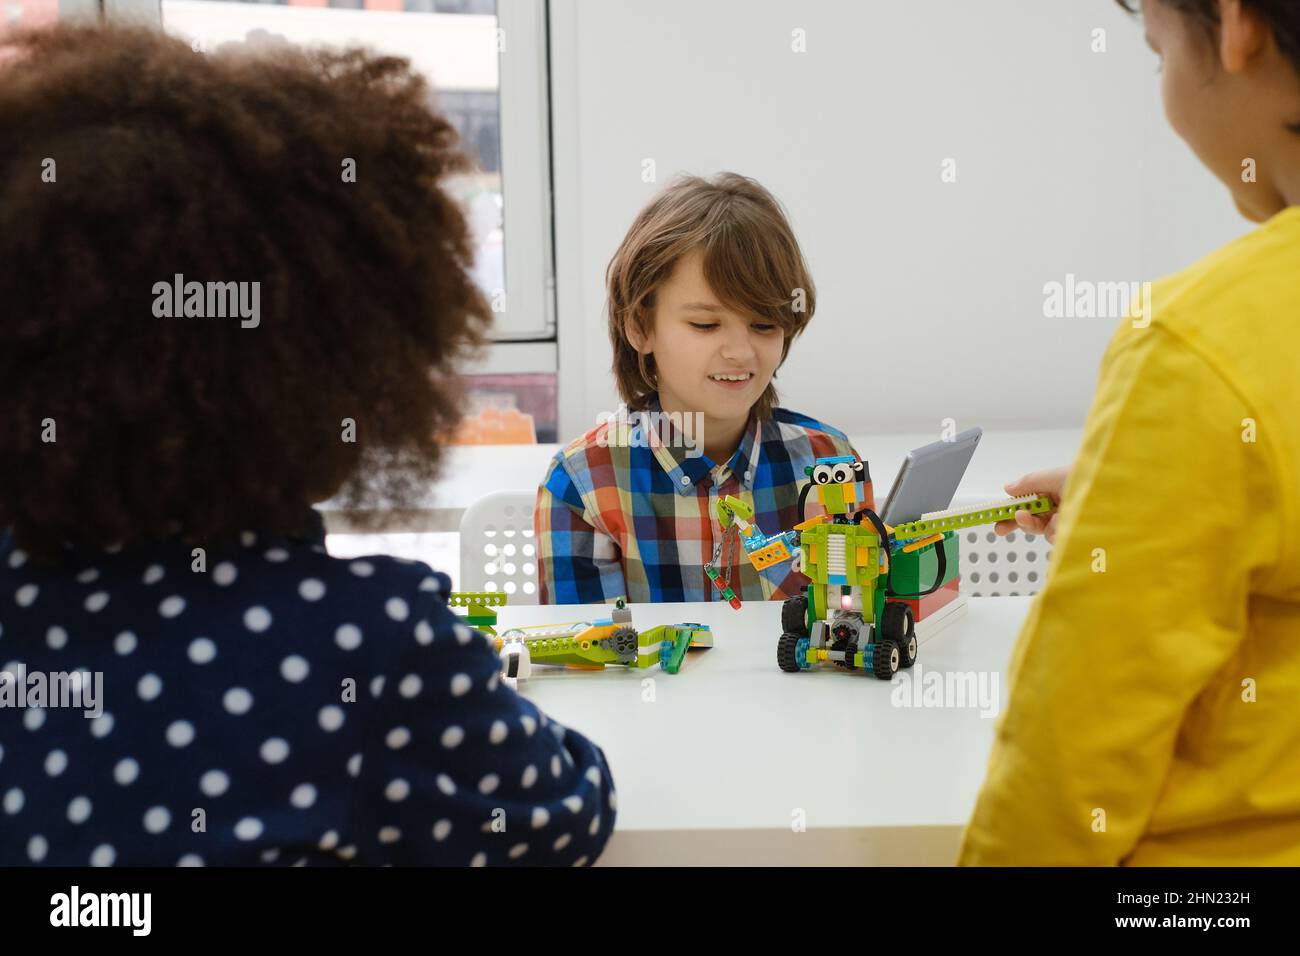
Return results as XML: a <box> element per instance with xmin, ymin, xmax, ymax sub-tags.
<box><xmin>781</xmin><ymin>595</ymin><xmax>810</xmax><ymax>637</ymax></box>
<box><xmin>777</xmin><ymin>632</ymin><xmax>807</xmax><ymax>673</ymax></box>
<box><xmin>899</xmin><ymin>632</ymin><xmax>918</xmax><ymax>668</ymax></box>
<box><xmin>871</xmin><ymin>639</ymin><xmax>901</xmax><ymax>680</ymax></box>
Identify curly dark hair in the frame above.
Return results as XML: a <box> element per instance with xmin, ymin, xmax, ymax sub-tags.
<box><xmin>0</xmin><ymin>22</ymin><xmax>491</xmax><ymax>565</ymax></box>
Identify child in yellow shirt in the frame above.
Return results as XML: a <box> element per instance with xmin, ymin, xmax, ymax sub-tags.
<box><xmin>960</xmin><ymin>0</ymin><xmax>1300</xmax><ymax>865</ymax></box>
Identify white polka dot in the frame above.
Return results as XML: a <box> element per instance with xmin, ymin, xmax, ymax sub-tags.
<box><xmin>589</xmin><ymin>815</ymin><xmax>602</xmax><ymax>836</ymax></box>
<box><xmin>213</xmin><ymin>562</ymin><xmax>237</xmax><ymax>587</ymax></box>
<box><xmin>450</xmin><ymin>673</ymin><xmax>472</xmax><ymax>697</ymax></box>
<box><xmin>187</xmin><ymin>637</ymin><xmax>216</xmax><ymax>664</ymax></box>
<box><xmin>440</xmin><ymin>725</ymin><xmax>464</xmax><ymax>749</ymax></box>
<box><xmin>9</xmin><ymin>549</ymin><xmax>28</xmax><ymax>569</ymax></box>
<box><xmin>531</xmin><ymin>807</ymin><xmax>550</xmax><ymax>829</ymax></box>
<box><xmin>27</xmin><ymin>834</ymin><xmax>48</xmax><ymax>862</ymax></box>
<box><xmin>114</xmin><ymin>758</ymin><xmax>139</xmax><ymax>786</ymax></box>
<box><xmin>522</xmin><ymin>765</ymin><xmax>538</xmax><ymax>788</ymax></box>
<box><xmin>67</xmin><ymin>796</ymin><xmax>92</xmax><ymax>824</ymax></box>
<box><xmin>143</xmin><ymin>564</ymin><xmax>165</xmax><ymax>585</ymax></box>
<box><xmin>520</xmin><ymin>714</ymin><xmax>537</xmax><ymax>736</ymax></box>
<box><xmin>280</xmin><ymin>655</ymin><xmax>309</xmax><ymax>683</ymax></box>
<box><xmin>89</xmin><ymin>712</ymin><xmax>113</xmax><ymax>738</ymax></box>
<box><xmin>260</xmin><ymin>848</ymin><xmax>280</xmax><ymax>863</ymax></box>
<box><xmin>234</xmin><ymin>817</ymin><xmax>263</xmax><ymax>841</ymax></box>
<box><xmin>24</xmin><ymin>707</ymin><xmax>45</xmax><ymax>731</ymax></box>
<box><xmin>166</xmin><ymin>720</ymin><xmax>195</xmax><ymax>747</ymax></box>
<box><xmin>243</xmin><ymin>607</ymin><xmax>271</xmax><ymax>633</ymax></box>
<box><xmin>453</xmin><ymin>623</ymin><xmax>473</xmax><ymax>645</ymax></box>
<box><xmin>3</xmin><ymin>787</ymin><xmax>24</xmax><ymax>814</ymax></box>
<box><xmin>478</xmin><ymin>774</ymin><xmax>500</xmax><ymax>795</ymax></box>
<box><xmin>508</xmin><ymin>843</ymin><xmax>529</xmax><ymax>860</ymax></box>
<box><xmin>158</xmin><ymin>595</ymin><xmax>186</xmax><ymax>618</ymax></box>
<box><xmin>335</xmin><ymin>624</ymin><xmax>362</xmax><ymax>651</ymax></box>
<box><xmin>608</xmin><ymin>789</ymin><xmax>618</xmax><ymax>811</ymax></box>
<box><xmin>335</xmin><ymin>845</ymin><xmax>357</xmax><ymax>861</ymax></box>
<box><xmin>489</xmin><ymin>720</ymin><xmax>508</xmax><ymax>745</ymax></box>
<box><xmin>487</xmin><ymin>672</ymin><xmax>500</xmax><ymax>693</ymax></box>
<box><xmin>385</xmin><ymin>778</ymin><xmax>410</xmax><ymax>802</ymax></box>
<box><xmin>349</xmin><ymin>560</ymin><xmax>374</xmax><ymax>577</ymax></box>
<box><xmin>114</xmin><ymin>632</ymin><xmax>137</xmax><ymax>656</ymax></box>
<box><xmin>398</xmin><ymin>674</ymin><xmax>422</xmax><ymax>698</ymax></box>
<box><xmin>45</xmin><ymin>749</ymin><xmax>67</xmax><ymax>776</ymax></box>
<box><xmin>436</xmin><ymin>774</ymin><xmax>456</xmax><ymax>796</ymax></box>
<box><xmin>346</xmin><ymin>753</ymin><xmax>362</xmax><ymax>777</ymax></box>
<box><xmin>223</xmin><ymin>687</ymin><xmax>253</xmax><ymax>714</ymax></box>
<box><xmin>264</xmin><ymin>548</ymin><xmax>289</xmax><ymax>563</ymax></box>
<box><xmin>240</xmin><ymin>531</ymin><xmax>257</xmax><ymax>548</ymax></box>
<box><xmin>177</xmin><ymin>854</ymin><xmax>204</xmax><ymax>867</ymax></box>
<box><xmin>75</xmin><ymin>567</ymin><xmax>99</xmax><ymax>584</ymax></box>
<box><xmin>378</xmin><ymin>826</ymin><xmax>402</xmax><ymax>844</ymax></box>
<box><xmin>90</xmin><ymin>844</ymin><xmax>115</xmax><ymax>867</ymax></box>
<box><xmin>15</xmin><ymin>584</ymin><xmax>38</xmax><ymax>607</ymax></box>
<box><xmin>563</xmin><ymin>796</ymin><xmax>583</xmax><ymax>814</ymax></box>
<box><xmin>414</xmin><ymin>620</ymin><xmax>434</xmax><ymax>645</ymax></box>
<box><xmin>298</xmin><ymin>578</ymin><xmax>326</xmax><ymax>601</ymax></box>
<box><xmin>139</xmin><ymin>672</ymin><xmax>164</xmax><ymax>701</ymax></box>
<box><xmin>290</xmin><ymin>784</ymin><xmax>317</xmax><ymax>809</ymax></box>
<box><xmin>319</xmin><ymin>706</ymin><xmax>344</xmax><ymax>731</ymax></box>
<box><xmin>385</xmin><ymin>597</ymin><xmax>409</xmax><ymax>622</ymax></box>
<box><xmin>318</xmin><ymin>831</ymin><xmax>339</xmax><ymax>851</ymax></box>
<box><xmin>200</xmin><ymin>770</ymin><xmax>230</xmax><ymax>797</ymax></box>
<box><xmin>260</xmin><ymin>738</ymin><xmax>290</xmax><ymax>764</ymax></box>
<box><xmin>419</xmin><ymin>575</ymin><xmax>440</xmax><ymax>592</ymax></box>
<box><xmin>432</xmin><ymin>819</ymin><xmax>452</xmax><ymax>841</ymax></box>
<box><xmin>470</xmin><ymin>852</ymin><xmax>487</xmax><ymax>867</ymax></box>
<box><xmin>573</xmin><ymin>856</ymin><xmax>589</xmax><ymax>867</ymax></box>
<box><xmin>551</xmin><ymin>755</ymin><xmax>562</xmax><ymax>778</ymax></box>
<box><xmin>554</xmin><ymin>833</ymin><xmax>571</xmax><ymax>851</ymax></box>
<box><xmin>143</xmin><ymin>806</ymin><xmax>170</xmax><ymax>833</ymax></box>
<box><xmin>585</xmin><ymin>766</ymin><xmax>602</xmax><ymax>786</ymax></box>
<box><xmin>386</xmin><ymin>727</ymin><xmax>411</xmax><ymax>750</ymax></box>
<box><xmin>85</xmin><ymin>591</ymin><xmax>110</xmax><ymax>613</ymax></box>
<box><xmin>369</xmin><ymin>676</ymin><xmax>385</xmax><ymax>698</ymax></box>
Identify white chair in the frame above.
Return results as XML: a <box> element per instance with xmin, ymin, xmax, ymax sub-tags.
<box><xmin>947</xmin><ymin>494</ymin><xmax>1053</xmax><ymax>597</ymax></box>
<box><xmin>457</xmin><ymin>491</ymin><xmax>540</xmax><ymax>603</ymax></box>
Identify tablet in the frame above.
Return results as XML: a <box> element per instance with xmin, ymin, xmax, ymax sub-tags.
<box><xmin>879</xmin><ymin>427</ymin><xmax>982</xmax><ymax>526</ymax></box>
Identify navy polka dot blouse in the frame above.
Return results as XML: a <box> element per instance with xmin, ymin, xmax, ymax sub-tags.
<box><xmin>0</xmin><ymin>510</ymin><xmax>616</xmax><ymax>866</ymax></box>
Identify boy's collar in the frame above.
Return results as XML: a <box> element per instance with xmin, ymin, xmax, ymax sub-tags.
<box><xmin>636</xmin><ymin>397</ymin><xmax>762</xmax><ymax>495</ymax></box>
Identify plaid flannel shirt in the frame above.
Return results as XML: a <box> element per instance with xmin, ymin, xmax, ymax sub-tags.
<box><xmin>536</xmin><ymin>403</ymin><xmax>864</xmax><ymax>604</ymax></box>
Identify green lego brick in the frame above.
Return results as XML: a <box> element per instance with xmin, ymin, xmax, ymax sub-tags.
<box><xmin>887</xmin><ymin>532</ymin><xmax>959</xmax><ymax>596</ymax></box>
<box><xmin>891</xmin><ymin>494</ymin><xmax>1052</xmax><ymax>540</ymax></box>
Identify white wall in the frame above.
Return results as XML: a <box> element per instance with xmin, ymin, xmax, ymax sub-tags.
<box><xmin>550</xmin><ymin>0</ymin><xmax>1249</xmax><ymax>439</ymax></box>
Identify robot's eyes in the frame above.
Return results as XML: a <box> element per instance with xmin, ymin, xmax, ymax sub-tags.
<box><xmin>831</xmin><ymin>465</ymin><xmax>851</xmax><ymax>484</ymax></box>
<box><xmin>812</xmin><ymin>464</ymin><xmax>834</xmax><ymax>484</ymax></box>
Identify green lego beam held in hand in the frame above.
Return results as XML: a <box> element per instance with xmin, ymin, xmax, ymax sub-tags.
<box><xmin>715</xmin><ymin>495</ymin><xmax>756</xmax><ymax>529</ymax></box>
<box><xmin>448</xmin><ymin>591</ymin><xmax>508</xmax><ymax>636</ymax></box>
<box><xmin>889</xmin><ymin>495</ymin><xmax>1055</xmax><ymax>541</ymax></box>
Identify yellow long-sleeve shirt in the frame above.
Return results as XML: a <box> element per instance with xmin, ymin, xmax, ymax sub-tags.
<box><xmin>958</xmin><ymin>206</ymin><xmax>1300</xmax><ymax>866</ymax></box>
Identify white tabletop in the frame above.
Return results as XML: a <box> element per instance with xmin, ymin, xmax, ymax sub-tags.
<box><xmin>319</xmin><ymin>428</ymin><xmax>1081</xmax><ymax>534</ymax></box>
<box><xmin>497</xmin><ymin>595</ymin><xmax>1034</xmax><ymax>865</ymax></box>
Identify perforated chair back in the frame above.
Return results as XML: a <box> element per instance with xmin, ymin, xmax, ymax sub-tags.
<box><xmin>948</xmin><ymin>494</ymin><xmax>1053</xmax><ymax>597</ymax></box>
<box><xmin>457</xmin><ymin>491</ymin><xmax>540</xmax><ymax>603</ymax></box>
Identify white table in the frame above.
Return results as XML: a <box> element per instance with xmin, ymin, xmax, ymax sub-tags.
<box><xmin>496</xmin><ymin>595</ymin><xmax>1034</xmax><ymax>865</ymax></box>
<box><xmin>319</xmin><ymin>428</ymin><xmax>1081</xmax><ymax>534</ymax></box>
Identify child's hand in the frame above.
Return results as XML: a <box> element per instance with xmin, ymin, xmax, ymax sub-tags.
<box><xmin>994</xmin><ymin>466</ymin><xmax>1069</xmax><ymax>543</ymax></box>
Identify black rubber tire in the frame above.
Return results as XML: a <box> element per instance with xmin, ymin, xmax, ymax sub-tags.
<box><xmin>781</xmin><ymin>595</ymin><xmax>810</xmax><ymax>637</ymax></box>
<box><xmin>777</xmin><ymin>633</ymin><xmax>804</xmax><ymax>673</ymax></box>
<box><xmin>872</xmin><ymin>638</ymin><xmax>901</xmax><ymax>680</ymax></box>
<box><xmin>883</xmin><ymin>603</ymin><xmax>918</xmax><ymax>668</ymax></box>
